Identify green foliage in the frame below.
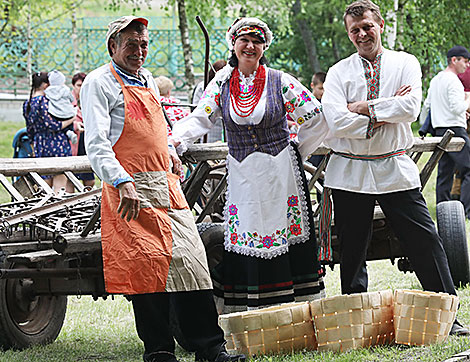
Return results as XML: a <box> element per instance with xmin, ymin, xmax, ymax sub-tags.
<box><xmin>169</xmin><ymin>0</ymin><xmax>469</xmax><ymax>88</ymax></box>
<box><xmin>105</xmin><ymin>0</ymin><xmax>152</xmax><ymax>14</ymax></box>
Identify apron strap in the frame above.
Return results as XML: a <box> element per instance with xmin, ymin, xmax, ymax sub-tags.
<box><xmin>109</xmin><ymin>62</ymin><xmax>125</xmax><ymax>87</ymax></box>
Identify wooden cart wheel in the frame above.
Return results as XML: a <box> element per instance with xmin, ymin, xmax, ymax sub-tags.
<box><xmin>436</xmin><ymin>200</ymin><xmax>470</xmax><ymax>287</ymax></box>
<box><xmin>0</xmin><ymin>256</ymin><xmax>67</xmax><ymax>350</ymax></box>
<box><xmin>197</xmin><ymin>222</ymin><xmax>224</xmax><ymax>272</ymax></box>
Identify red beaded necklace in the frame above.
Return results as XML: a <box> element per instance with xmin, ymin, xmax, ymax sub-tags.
<box><xmin>230</xmin><ymin>66</ymin><xmax>266</xmax><ymax>117</ymax></box>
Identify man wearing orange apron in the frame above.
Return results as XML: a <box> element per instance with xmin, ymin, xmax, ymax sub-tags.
<box><xmin>81</xmin><ymin>16</ymin><xmax>245</xmax><ymax>362</ymax></box>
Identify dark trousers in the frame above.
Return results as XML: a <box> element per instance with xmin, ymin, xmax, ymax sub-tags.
<box><xmin>435</xmin><ymin>127</ymin><xmax>470</xmax><ymax>218</ymax></box>
<box><xmin>332</xmin><ymin>188</ymin><xmax>456</xmax><ymax>296</ymax></box>
<box><xmin>131</xmin><ymin>290</ymin><xmax>225</xmax><ymax>361</ymax></box>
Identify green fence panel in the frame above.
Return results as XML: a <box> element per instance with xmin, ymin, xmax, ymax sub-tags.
<box><xmin>0</xmin><ymin>16</ymin><xmax>296</xmax><ymax>95</ymax></box>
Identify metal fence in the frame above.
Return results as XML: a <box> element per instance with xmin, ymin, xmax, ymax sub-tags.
<box><xmin>0</xmin><ymin>16</ymin><xmax>296</xmax><ymax>95</ymax></box>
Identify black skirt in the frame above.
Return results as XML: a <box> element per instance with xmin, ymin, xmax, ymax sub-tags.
<box><xmin>212</xmin><ymin>143</ymin><xmax>325</xmax><ymax>313</ymax></box>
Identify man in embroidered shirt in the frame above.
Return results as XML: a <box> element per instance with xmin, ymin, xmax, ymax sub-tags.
<box><xmin>81</xmin><ymin>16</ymin><xmax>245</xmax><ymax>362</ymax></box>
<box><xmin>421</xmin><ymin>46</ymin><xmax>470</xmax><ymax>218</ymax></box>
<box><xmin>320</xmin><ymin>0</ymin><xmax>469</xmax><ymax>335</ymax></box>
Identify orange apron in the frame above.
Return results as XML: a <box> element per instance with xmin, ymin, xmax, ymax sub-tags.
<box><xmin>101</xmin><ymin>63</ymin><xmax>212</xmax><ymax>294</ymax></box>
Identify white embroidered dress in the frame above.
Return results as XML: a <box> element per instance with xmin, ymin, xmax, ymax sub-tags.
<box><xmin>171</xmin><ymin>65</ymin><xmax>329</xmax><ymax>259</ymax></box>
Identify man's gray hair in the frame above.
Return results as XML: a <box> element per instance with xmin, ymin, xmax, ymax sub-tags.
<box><xmin>343</xmin><ymin>0</ymin><xmax>383</xmax><ymax>27</ymax></box>
<box><xmin>110</xmin><ymin>20</ymin><xmax>147</xmax><ymax>50</ymax></box>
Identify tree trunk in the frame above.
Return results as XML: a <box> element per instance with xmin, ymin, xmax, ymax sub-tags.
<box><xmin>384</xmin><ymin>0</ymin><xmax>399</xmax><ymax>49</ymax></box>
<box><xmin>176</xmin><ymin>0</ymin><xmax>195</xmax><ymax>101</ymax></box>
<box><xmin>71</xmin><ymin>2</ymin><xmax>80</xmax><ymax>74</ymax></box>
<box><xmin>26</xmin><ymin>0</ymin><xmax>32</xmax><ymax>81</ymax></box>
<box><xmin>291</xmin><ymin>0</ymin><xmax>321</xmax><ymax>73</ymax></box>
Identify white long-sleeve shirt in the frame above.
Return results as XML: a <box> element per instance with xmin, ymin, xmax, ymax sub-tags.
<box><xmin>421</xmin><ymin>71</ymin><xmax>468</xmax><ymax>129</ymax></box>
<box><xmin>322</xmin><ymin>49</ymin><xmax>423</xmax><ymax>194</ymax></box>
<box><xmin>80</xmin><ymin>62</ymin><xmax>160</xmax><ymax>187</ymax></box>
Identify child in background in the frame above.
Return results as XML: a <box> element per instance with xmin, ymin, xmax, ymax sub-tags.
<box><xmin>45</xmin><ymin>70</ymin><xmax>77</xmax><ymax>144</ymax></box>
<box><xmin>155</xmin><ymin>75</ymin><xmax>189</xmax><ymax>137</ymax></box>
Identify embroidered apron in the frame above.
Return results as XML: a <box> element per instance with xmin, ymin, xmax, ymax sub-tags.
<box><xmin>101</xmin><ymin>63</ymin><xmax>212</xmax><ymax>294</ymax></box>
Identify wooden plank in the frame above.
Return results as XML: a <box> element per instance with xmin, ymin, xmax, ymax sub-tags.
<box><xmin>64</xmin><ymin>171</ymin><xmax>85</xmax><ymax>192</ymax></box>
<box><xmin>181</xmin><ymin>137</ymin><xmax>465</xmax><ymax>161</ymax></box>
<box><xmin>29</xmin><ymin>172</ymin><xmax>54</xmax><ymax>194</ymax></box>
<box><xmin>0</xmin><ymin>240</ymin><xmax>53</xmax><ymax>254</ymax></box>
<box><xmin>53</xmin><ymin>232</ymin><xmax>101</xmax><ymax>254</ymax></box>
<box><xmin>7</xmin><ymin>249</ymin><xmax>60</xmax><ymax>263</ymax></box>
<box><xmin>0</xmin><ymin>137</ymin><xmax>464</xmax><ymax>176</ymax></box>
<box><xmin>0</xmin><ymin>156</ymin><xmax>93</xmax><ymax>176</ymax></box>
<box><xmin>0</xmin><ymin>174</ymin><xmax>24</xmax><ymax>201</ymax></box>
<box><xmin>420</xmin><ymin>130</ymin><xmax>454</xmax><ymax>188</ymax></box>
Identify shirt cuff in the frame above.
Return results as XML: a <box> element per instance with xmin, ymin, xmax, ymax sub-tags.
<box><xmin>113</xmin><ymin>176</ymin><xmax>135</xmax><ymax>188</ymax></box>
<box><xmin>170</xmin><ymin>136</ymin><xmax>188</xmax><ymax>156</ymax></box>
<box><xmin>366</xmin><ymin>102</ymin><xmax>377</xmax><ymax>139</ymax></box>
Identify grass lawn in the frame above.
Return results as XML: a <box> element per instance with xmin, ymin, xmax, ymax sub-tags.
<box><xmin>0</xmin><ymin>121</ymin><xmax>469</xmax><ymax>361</ymax></box>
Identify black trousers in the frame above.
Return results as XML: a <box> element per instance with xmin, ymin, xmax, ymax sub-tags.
<box><xmin>332</xmin><ymin>188</ymin><xmax>456</xmax><ymax>296</ymax></box>
<box><xmin>130</xmin><ymin>290</ymin><xmax>225</xmax><ymax>361</ymax></box>
<box><xmin>435</xmin><ymin>127</ymin><xmax>470</xmax><ymax>218</ymax></box>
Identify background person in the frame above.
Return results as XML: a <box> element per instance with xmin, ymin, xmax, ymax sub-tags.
<box><xmin>307</xmin><ymin>71</ymin><xmax>327</xmax><ymax>201</ymax></box>
<box><xmin>313</xmin><ymin>0</ymin><xmax>468</xmax><ymax>335</ymax></box>
<box><xmin>45</xmin><ymin>70</ymin><xmax>78</xmax><ymax>145</ymax></box>
<box><xmin>421</xmin><ymin>46</ymin><xmax>470</xmax><ymax>217</ymax></box>
<box><xmin>23</xmin><ymin>71</ymin><xmax>74</xmax><ymax>193</ymax></box>
<box><xmin>155</xmin><ymin>75</ymin><xmax>189</xmax><ymax>137</ymax></box>
<box><xmin>310</xmin><ymin>71</ymin><xmax>326</xmax><ymax>101</ymax></box>
<box><xmin>171</xmin><ymin>17</ymin><xmax>329</xmax><ymax>314</ymax></box>
<box><xmin>81</xmin><ymin>16</ymin><xmax>244</xmax><ymax>362</ymax></box>
<box><xmin>71</xmin><ymin>71</ymin><xmax>95</xmax><ymax>188</ymax></box>
<box><xmin>192</xmin><ymin>60</ymin><xmax>227</xmax><ymax>142</ymax></box>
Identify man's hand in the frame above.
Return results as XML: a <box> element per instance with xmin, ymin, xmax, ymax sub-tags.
<box><xmin>394</xmin><ymin>85</ymin><xmax>412</xmax><ymax>97</ymax></box>
<box><xmin>373</xmin><ymin>121</ymin><xmax>387</xmax><ymax>129</ymax></box>
<box><xmin>168</xmin><ymin>145</ymin><xmax>183</xmax><ymax>176</ymax></box>
<box><xmin>117</xmin><ymin>181</ymin><xmax>140</xmax><ymax>221</ymax></box>
<box><xmin>75</xmin><ymin>122</ymin><xmax>85</xmax><ymax>133</ymax></box>
<box><xmin>347</xmin><ymin>101</ymin><xmax>370</xmax><ymax>116</ymax></box>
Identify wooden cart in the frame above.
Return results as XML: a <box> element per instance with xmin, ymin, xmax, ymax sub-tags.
<box><xmin>0</xmin><ymin>131</ymin><xmax>465</xmax><ymax>349</ymax></box>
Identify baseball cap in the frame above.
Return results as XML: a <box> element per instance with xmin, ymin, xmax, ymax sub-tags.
<box><xmin>106</xmin><ymin>16</ymin><xmax>148</xmax><ymax>56</ymax></box>
<box><xmin>447</xmin><ymin>45</ymin><xmax>470</xmax><ymax>59</ymax></box>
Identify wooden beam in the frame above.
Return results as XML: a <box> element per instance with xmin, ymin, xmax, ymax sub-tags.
<box><xmin>0</xmin><ymin>174</ymin><xmax>24</xmax><ymax>201</ymax></box>
<box><xmin>64</xmin><ymin>171</ymin><xmax>85</xmax><ymax>192</ymax></box>
<box><xmin>0</xmin><ymin>156</ymin><xmax>93</xmax><ymax>176</ymax></box>
<box><xmin>7</xmin><ymin>249</ymin><xmax>60</xmax><ymax>263</ymax></box>
<box><xmin>0</xmin><ymin>240</ymin><xmax>53</xmax><ymax>254</ymax></box>
<box><xmin>0</xmin><ymin>137</ymin><xmax>464</xmax><ymax>177</ymax></box>
<box><xmin>29</xmin><ymin>172</ymin><xmax>54</xmax><ymax>194</ymax></box>
<box><xmin>53</xmin><ymin>233</ymin><xmax>101</xmax><ymax>254</ymax></box>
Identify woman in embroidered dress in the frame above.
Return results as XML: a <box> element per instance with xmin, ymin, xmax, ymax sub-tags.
<box><xmin>171</xmin><ymin>17</ymin><xmax>330</xmax><ymax>313</ymax></box>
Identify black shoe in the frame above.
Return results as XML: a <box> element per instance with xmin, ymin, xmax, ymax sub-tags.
<box><xmin>195</xmin><ymin>343</ymin><xmax>246</xmax><ymax>362</ymax></box>
<box><xmin>145</xmin><ymin>351</ymin><xmax>179</xmax><ymax>362</ymax></box>
<box><xmin>211</xmin><ymin>350</ymin><xmax>246</xmax><ymax>362</ymax></box>
<box><xmin>450</xmin><ymin>319</ymin><xmax>470</xmax><ymax>336</ymax></box>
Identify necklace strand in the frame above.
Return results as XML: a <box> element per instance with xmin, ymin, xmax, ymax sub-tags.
<box><xmin>230</xmin><ymin>66</ymin><xmax>266</xmax><ymax>117</ymax></box>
